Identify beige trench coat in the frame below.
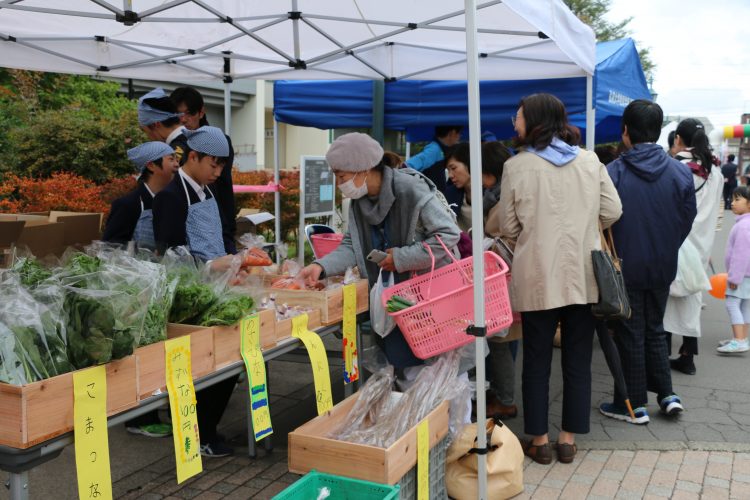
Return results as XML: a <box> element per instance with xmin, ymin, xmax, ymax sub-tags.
<box><xmin>493</xmin><ymin>149</ymin><xmax>622</xmax><ymax>312</ymax></box>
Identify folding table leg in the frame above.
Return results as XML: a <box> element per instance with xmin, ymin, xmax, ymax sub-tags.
<box><xmin>7</xmin><ymin>471</ymin><xmax>29</xmax><ymax>500</ymax></box>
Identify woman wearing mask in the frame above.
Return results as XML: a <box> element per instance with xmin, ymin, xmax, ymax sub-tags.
<box><xmin>446</xmin><ymin>141</ymin><xmax>518</xmax><ymax>419</ymax></box>
<box><xmin>299</xmin><ymin>132</ymin><xmax>461</xmax><ymax>376</ymax></box>
<box><xmin>665</xmin><ymin>118</ymin><xmax>724</xmax><ymax>375</ymax></box>
<box><xmin>497</xmin><ymin>93</ymin><xmax>622</xmax><ymax>464</ymax></box>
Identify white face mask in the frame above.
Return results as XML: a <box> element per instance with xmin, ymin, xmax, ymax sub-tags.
<box><xmin>339</xmin><ymin>171</ymin><xmax>369</xmax><ymax>199</ymax></box>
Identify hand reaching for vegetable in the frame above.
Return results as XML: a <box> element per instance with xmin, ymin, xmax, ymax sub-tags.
<box><xmin>299</xmin><ymin>263</ymin><xmax>324</xmax><ymax>285</ymax></box>
<box><xmin>379</xmin><ymin>248</ymin><xmax>396</xmax><ymax>272</ymax></box>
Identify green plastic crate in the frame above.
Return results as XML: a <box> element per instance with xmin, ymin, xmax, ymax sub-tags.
<box><xmin>273</xmin><ymin>470</ymin><xmax>401</xmax><ymax>500</ymax></box>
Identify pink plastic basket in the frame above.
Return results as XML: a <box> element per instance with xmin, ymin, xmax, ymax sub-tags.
<box><xmin>381</xmin><ymin>237</ymin><xmax>513</xmax><ymax>359</ymax></box>
<box><xmin>310</xmin><ymin>233</ymin><xmax>344</xmax><ymax>258</ymax></box>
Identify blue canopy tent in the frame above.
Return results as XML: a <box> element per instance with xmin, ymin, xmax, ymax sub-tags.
<box><xmin>274</xmin><ymin>38</ymin><xmax>650</xmax><ymax>144</ymax></box>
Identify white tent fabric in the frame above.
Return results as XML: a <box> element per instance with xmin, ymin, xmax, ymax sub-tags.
<box><xmin>0</xmin><ymin>2</ymin><xmax>595</xmax><ymax>499</ymax></box>
<box><xmin>0</xmin><ymin>1</ymin><xmax>594</xmax><ymax>81</ymax></box>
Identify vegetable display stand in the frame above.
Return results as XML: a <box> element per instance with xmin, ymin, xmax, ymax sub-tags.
<box><xmin>0</xmin><ymin>356</ymin><xmax>137</xmax><ymax>449</ymax></box>
<box><xmin>274</xmin><ymin>309</ymin><xmax>322</xmax><ymax>343</ymax></box>
<box><xmin>136</xmin><ymin>324</ymin><xmax>213</xmax><ymax>400</ymax></box>
<box><xmin>288</xmin><ymin>392</ymin><xmax>449</xmax><ymax>484</ymax></box>
<box><xmin>266</xmin><ymin>278</ymin><xmax>369</xmax><ymax>325</ymax></box>
<box><xmin>213</xmin><ymin>309</ymin><xmax>276</xmax><ymax>369</ymax></box>
<box><xmin>382</xmin><ymin>240</ymin><xmax>513</xmax><ymax>359</ymax></box>
<box><xmin>275</xmin><ymin>470</ymin><xmax>400</xmax><ymax>500</ymax></box>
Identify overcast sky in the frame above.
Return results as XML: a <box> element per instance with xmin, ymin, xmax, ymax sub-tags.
<box><xmin>607</xmin><ymin>0</ymin><xmax>750</xmax><ymax>129</ymax></box>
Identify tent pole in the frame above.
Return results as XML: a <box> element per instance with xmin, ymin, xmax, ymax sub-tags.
<box><xmin>372</xmin><ymin>80</ymin><xmax>385</xmax><ymax>144</ymax></box>
<box><xmin>464</xmin><ymin>0</ymin><xmax>488</xmax><ymax>499</ymax></box>
<box><xmin>405</xmin><ymin>141</ymin><xmax>411</xmax><ymax>160</ymax></box>
<box><xmin>586</xmin><ymin>73</ymin><xmax>594</xmax><ymax>150</ymax></box>
<box><xmin>224</xmin><ymin>82</ymin><xmax>232</xmax><ymax>136</ymax></box>
<box><xmin>274</xmin><ymin>120</ymin><xmax>282</xmax><ymax>264</ymax></box>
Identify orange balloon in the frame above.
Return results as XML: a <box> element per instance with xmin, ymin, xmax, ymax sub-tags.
<box><xmin>709</xmin><ymin>273</ymin><xmax>728</xmax><ymax>299</ymax></box>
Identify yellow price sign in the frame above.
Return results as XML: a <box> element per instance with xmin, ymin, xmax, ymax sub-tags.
<box><xmin>417</xmin><ymin>419</ymin><xmax>430</xmax><ymax>500</ymax></box>
<box><xmin>73</xmin><ymin>365</ymin><xmax>112</xmax><ymax>500</ymax></box>
<box><xmin>342</xmin><ymin>283</ymin><xmax>359</xmax><ymax>384</ymax></box>
<box><xmin>240</xmin><ymin>314</ymin><xmax>273</xmax><ymax>441</ymax></box>
<box><xmin>292</xmin><ymin>313</ymin><xmax>333</xmax><ymax>414</ymax></box>
<box><xmin>165</xmin><ymin>336</ymin><xmax>203</xmax><ymax>484</ymax></box>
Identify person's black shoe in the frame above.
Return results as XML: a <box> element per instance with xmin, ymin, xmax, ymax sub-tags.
<box><xmin>670</xmin><ymin>355</ymin><xmax>696</xmax><ymax>375</ymax></box>
<box><xmin>200</xmin><ymin>440</ymin><xmax>234</xmax><ymax>458</ymax></box>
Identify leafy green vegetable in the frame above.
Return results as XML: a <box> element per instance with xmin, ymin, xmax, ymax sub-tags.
<box><xmin>64</xmin><ymin>289</ymin><xmax>116</xmax><ymax>368</ymax></box>
<box><xmin>12</xmin><ymin>257</ymin><xmax>51</xmax><ymax>288</ymax></box>
<box><xmin>198</xmin><ymin>296</ymin><xmax>255</xmax><ymax>326</ymax></box>
<box><xmin>65</xmin><ymin>253</ymin><xmax>101</xmax><ymax>276</ymax></box>
<box><xmin>170</xmin><ymin>282</ymin><xmax>217</xmax><ymax>324</ymax></box>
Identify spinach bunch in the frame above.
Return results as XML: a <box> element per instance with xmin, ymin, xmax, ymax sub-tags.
<box><xmin>169</xmin><ymin>282</ymin><xmax>217</xmax><ymax>324</ymax></box>
<box><xmin>12</xmin><ymin>257</ymin><xmax>51</xmax><ymax>288</ymax></box>
<box><xmin>198</xmin><ymin>296</ymin><xmax>255</xmax><ymax>326</ymax></box>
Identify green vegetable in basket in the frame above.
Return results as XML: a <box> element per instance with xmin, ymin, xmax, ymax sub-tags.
<box><xmin>198</xmin><ymin>295</ymin><xmax>255</xmax><ymax>326</ymax></box>
<box><xmin>386</xmin><ymin>295</ymin><xmax>415</xmax><ymax>313</ymax></box>
<box><xmin>12</xmin><ymin>257</ymin><xmax>51</xmax><ymax>288</ymax></box>
<box><xmin>169</xmin><ymin>282</ymin><xmax>217</xmax><ymax>324</ymax></box>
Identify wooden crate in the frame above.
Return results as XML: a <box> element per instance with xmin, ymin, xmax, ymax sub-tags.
<box><xmin>136</xmin><ymin>324</ymin><xmax>214</xmax><ymax>401</ymax></box>
<box><xmin>274</xmin><ymin>308</ymin><xmax>322</xmax><ymax>343</ymax></box>
<box><xmin>288</xmin><ymin>392</ymin><xmax>449</xmax><ymax>484</ymax></box>
<box><xmin>213</xmin><ymin>309</ymin><xmax>276</xmax><ymax>369</ymax></box>
<box><xmin>267</xmin><ymin>278</ymin><xmax>369</xmax><ymax>326</ymax></box>
<box><xmin>0</xmin><ymin>356</ymin><xmax>137</xmax><ymax>449</ymax></box>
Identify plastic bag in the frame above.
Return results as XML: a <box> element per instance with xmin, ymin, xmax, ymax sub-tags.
<box><xmin>162</xmin><ymin>248</ymin><xmax>219</xmax><ymax>324</ymax></box>
<box><xmin>371</xmin><ymin>269</ymin><xmax>396</xmax><ymax>338</ymax></box>
<box><xmin>237</xmin><ymin>233</ymin><xmax>273</xmax><ymax>268</ymax></box>
<box><xmin>197</xmin><ymin>293</ymin><xmax>255</xmax><ymax>326</ymax></box>
<box><xmin>333</xmin><ymin>351</ymin><xmax>468</xmax><ymax>448</ymax></box>
<box><xmin>0</xmin><ymin>275</ymin><xmax>72</xmax><ymax>384</ymax></box>
<box><xmin>670</xmin><ymin>238</ymin><xmax>710</xmax><ymax>297</ymax></box>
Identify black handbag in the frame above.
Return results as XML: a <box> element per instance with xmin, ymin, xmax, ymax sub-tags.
<box><xmin>591</xmin><ymin>224</ymin><xmax>631</xmax><ymax>320</ymax></box>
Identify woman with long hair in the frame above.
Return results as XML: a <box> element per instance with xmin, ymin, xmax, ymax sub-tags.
<box><xmin>665</xmin><ymin>118</ymin><xmax>724</xmax><ymax>375</ymax></box>
<box><xmin>497</xmin><ymin>93</ymin><xmax>622</xmax><ymax>464</ymax></box>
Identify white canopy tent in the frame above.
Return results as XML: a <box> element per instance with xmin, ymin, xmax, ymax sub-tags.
<box><xmin>0</xmin><ymin>2</ymin><xmax>595</xmax><ymax>498</ymax></box>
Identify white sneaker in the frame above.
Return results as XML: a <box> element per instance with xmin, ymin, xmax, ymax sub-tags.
<box><xmin>718</xmin><ymin>338</ymin><xmax>733</xmax><ymax>347</ymax></box>
<box><xmin>717</xmin><ymin>339</ymin><xmax>750</xmax><ymax>354</ymax></box>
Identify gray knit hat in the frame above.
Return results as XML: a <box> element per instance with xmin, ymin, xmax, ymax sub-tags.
<box><xmin>325</xmin><ymin>132</ymin><xmax>384</xmax><ymax>172</ymax></box>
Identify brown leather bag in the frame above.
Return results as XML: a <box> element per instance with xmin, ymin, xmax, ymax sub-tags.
<box><xmin>445</xmin><ymin>417</ymin><xmax>524</xmax><ymax>500</ymax></box>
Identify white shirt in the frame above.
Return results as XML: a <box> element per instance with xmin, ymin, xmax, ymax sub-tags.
<box><xmin>178</xmin><ymin>168</ymin><xmax>207</xmax><ymax>202</ymax></box>
<box><xmin>166</xmin><ymin>126</ymin><xmax>186</xmax><ymax>147</ymax></box>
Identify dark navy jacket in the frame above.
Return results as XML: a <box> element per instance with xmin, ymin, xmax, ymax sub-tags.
<box><xmin>607</xmin><ymin>143</ymin><xmax>697</xmax><ymax>290</ymax></box>
<box><xmin>102</xmin><ymin>183</ymin><xmax>151</xmax><ymax>245</ymax></box>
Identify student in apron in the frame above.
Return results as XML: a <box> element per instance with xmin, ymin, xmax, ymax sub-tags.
<box><xmin>153</xmin><ymin>126</ymin><xmax>238</xmax><ymax>456</ymax></box>
<box><xmin>102</xmin><ymin>142</ymin><xmax>178</xmax><ymax>437</ymax></box>
<box><xmin>103</xmin><ymin>142</ymin><xmax>177</xmax><ymax>249</ymax></box>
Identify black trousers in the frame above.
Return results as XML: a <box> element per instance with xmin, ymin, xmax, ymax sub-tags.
<box><xmin>521</xmin><ymin>304</ymin><xmax>596</xmax><ymax>436</ymax></box>
<box><xmin>666</xmin><ymin>333</ymin><xmax>699</xmax><ymax>356</ymax></box>
<box><xmin>611</xmin><ymin>287</ymin><xmax>673</xmax><ymax>408</ymax></box>
<box><xmin>196</xmin><ymin>374</ymin><xmax>240</xmax><ymax>444</ymax></box>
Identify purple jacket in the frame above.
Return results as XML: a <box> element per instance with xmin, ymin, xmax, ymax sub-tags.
<box><xmin>725</xmin><ymin>213</ymin><xmax>750</xmax><ymax>285</ymax></box>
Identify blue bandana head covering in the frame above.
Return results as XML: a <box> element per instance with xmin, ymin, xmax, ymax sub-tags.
<box><xmin>138</xmin><ymin>87</ymin><xmax>182</xmax><ymax>126</ymax></box>
<box><xmin>183</xmin><ymin>126</ymin><xmax>230</xmax><ymax>157</ymax></box>
<box><xmin>481</xmin><ymin>130</ymin><xmax>497</xmax><ymax>142</ymax></box>
<box><xmin>127</xmin><ymin>142</ymin><xmax>175</xmax><ymax>172</ymax></box>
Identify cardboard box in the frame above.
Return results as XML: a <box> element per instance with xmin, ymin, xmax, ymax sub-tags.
<box><xmin>263</xmin><ymin>278</ymin><xmax>369</xmax><ymax>326</ymax></box>
<box><xmin>0</xmin><ymin>211</ymin><xmax>102</xmax><ymax>257</ymax></box>
<box><xmin>235</xmin><ymin>208</ymin><xmax>275</xmax><ymax>244</ymax></box>
<box><xmin>288</xmin><ymin>393</ymin><xmax>449</xmax><ymax>484</ymax></box>
<box><xmin>213</xmin><ymin>309</ymin><xmax>276</xmax><ymax>369</ymax></box>
<box><xmin>0</xmin><ymin>356</ymin><xmax>137</xmax><ymax>449</ymax></box>
<box><xmin>0</xmin><ymin>215</ymin><xmax>66</xmax><ymax>257</ymax></box>
<box><xmin>0</xmin><ymin>220</ymin><xmax>24</xmax><ymax>268</ymax></box>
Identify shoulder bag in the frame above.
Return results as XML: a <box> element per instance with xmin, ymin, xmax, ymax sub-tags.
<box><xmin>591</xmin><ymin>224</ymin><xmax>631</xmax><ymax>320</ymax></box>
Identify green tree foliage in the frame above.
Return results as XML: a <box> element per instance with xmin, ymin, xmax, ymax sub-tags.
<box><xmin>563</xmin><ymin>0</ymin><xmax>654</xmax><ymax>77</ymax></box>
<box><xmin>0</xmin><ymin>70</ymin><xmax>145</xmax><ymax>182</ymax></box>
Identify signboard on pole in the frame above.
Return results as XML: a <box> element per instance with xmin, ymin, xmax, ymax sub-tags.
<box><xmin>298</xmin><ymin>156</ymin><xmax>336</xmax><ymax>263</ymax></box>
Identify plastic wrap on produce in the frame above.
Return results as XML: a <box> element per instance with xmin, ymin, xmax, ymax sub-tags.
<box><xmin>331</xmin><ymin>351</ymin><xmax>468</xmax><ymax>448</ymax></box>
<box><xmin>0</xmin><ymin>275</ymin><xmax>72</xmax><ymax>384</ymax></box>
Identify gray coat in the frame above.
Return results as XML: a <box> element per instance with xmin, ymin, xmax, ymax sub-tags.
<box><xmin>317</xmin><ymin>167</ymin><xmax>460</xmax><ymax>286</ymax></box>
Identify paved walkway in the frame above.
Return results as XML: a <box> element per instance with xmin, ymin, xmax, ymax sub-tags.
<box><xmin>2</xmin><ymin>215</ymin><xmax>747</xmax><ymax>499</ymax></box>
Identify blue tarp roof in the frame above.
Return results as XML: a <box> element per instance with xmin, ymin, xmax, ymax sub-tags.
<box><xmin>273</xmin><ymin>38</ymin><xmax>651</xmax><ymax>144</ymax></box>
